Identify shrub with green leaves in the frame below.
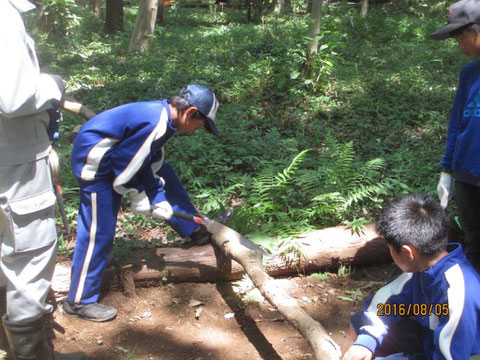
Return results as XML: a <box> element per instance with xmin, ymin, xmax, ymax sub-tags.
<box><xmin>37</xmin><ymin>0</ymin><xmax>461</xmax><ymax>253</ymax></box>
<box><xmin>229</xmin><ymin>133</ymin><xmax>402</xmax><ymax>238</ymax></box>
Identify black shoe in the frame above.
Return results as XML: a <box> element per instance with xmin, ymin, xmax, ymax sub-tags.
<box><xmin>189</xmin><ymin>208</ymin><xmax>233</xmax><ymax>245</ymax></box>
<box><xmin>62</xmin><ymin>302</ymin><xmax>117</xmax><ymax>322</ymax></box>
<box><xmin>189</xmin><ymin>227</ymin><xmax>211</xmax><ymax>245</ymax></box>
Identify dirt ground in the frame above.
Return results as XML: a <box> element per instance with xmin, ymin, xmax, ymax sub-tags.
<box><xmin>47</xmin><ymin>262</ymin><xmax>397</xmax><ymax>360</ymax></box>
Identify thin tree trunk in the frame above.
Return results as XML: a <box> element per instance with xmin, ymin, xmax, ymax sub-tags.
<box><xmin>91</xmin><ymin>0</ymin><xmax>102</xmax><ymax>18</ymax></box>
<box><xmin>128</xmin><ymin>0</ymin><xmax>159</xmax><ymax>53</ymax></box>
<box><xmin>157</xmin><ymin>1</ymin><xmax>165</xmax><ymax>24</ymax></box>
<box><xmin>34</xmin><ymin>2</ymin><xmax>55</xmax><ymax>34</ymax></box>
<box><xmin>274</xmin><ymin>0</ymin><xmax>291</xmax><ymax>14</ymax></box>
<box><xmin>273</xmin><ymin>0</ymin><xmax>283</xmax><ymax>13</ymax></box>
<box><xmin>361</xmin><ymin>0</ymin><xmax>368</xmax><ymax>16</ymax></box>
<box><xmin>105</xmin><ymin>0</ymin><xmax>123</xmax><ymax>33</ymax></box>
<box><xmin>308</xmin><ymin>0</ymin><xmax>322</xmax><ymax>55</ymax></box>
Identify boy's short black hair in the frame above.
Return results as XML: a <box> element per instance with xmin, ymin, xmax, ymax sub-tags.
<box><xmin>375</xmin><ymin>194</ymin><xmax>448</xmax><ymax>257</ymax></box>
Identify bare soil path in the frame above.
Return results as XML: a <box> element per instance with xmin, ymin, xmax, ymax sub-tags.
<box><xmin>51</xmin><ymin>263</ymin><xmax>397</xmax><ymax>360</ymax></box>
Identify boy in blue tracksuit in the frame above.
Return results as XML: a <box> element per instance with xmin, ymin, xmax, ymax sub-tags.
<box><xmin>63</xmin><ymin>85</ymin><xmax>229</xmax><ymax>322</ymax></box>
<box><xmin>432</xmin><ymin>0</ymin><xmax>480</xmax><ymax>273</ymax></box>
<box><xmin>342</xmin><ymin>194</ymin><xmax>480</xmax><ymax>360</ymax></box>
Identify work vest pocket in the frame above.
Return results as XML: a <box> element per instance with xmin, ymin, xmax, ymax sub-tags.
<box><xmin>8</xmin><ymin>191</ymin><xmax>57</xmax><ymax>253</ymax></box>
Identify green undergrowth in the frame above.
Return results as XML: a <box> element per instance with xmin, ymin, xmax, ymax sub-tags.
<box><xmin>36</xmin><ymin>0</ymin><xmax>465</xmax><ymax>252</ymax></box>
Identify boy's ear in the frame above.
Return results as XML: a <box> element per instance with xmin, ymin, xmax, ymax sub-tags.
<box><xmin>184</xmin><ymin>106</ymin><xmax>198</xmax><ymax>120</ymax></box>
<box><xmin>401</xmin><ymin>244</ymin><xmax>415</xmax><ymax>261</ymax></box>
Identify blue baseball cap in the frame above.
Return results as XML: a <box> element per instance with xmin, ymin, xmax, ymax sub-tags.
<box><xmin>182</xmin><ymin>84</ymin><xmax>219</xmax><ymax>136</ymax></box>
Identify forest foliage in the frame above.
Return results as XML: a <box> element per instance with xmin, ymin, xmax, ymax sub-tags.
<box><xmin>29</xmin><ymin>0</ymin><xmax>464</xmax><ymax>245</ymax></box>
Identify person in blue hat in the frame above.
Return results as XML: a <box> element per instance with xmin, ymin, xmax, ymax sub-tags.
<box><xmin>432</xmin><ymin>0</ymin><xmax>480</xmax><ymax>274</ymax></box>
<box><xmin>63</xmin><ymin>85</ymin><xmax>231</xmax><ymax>322</ymax></box>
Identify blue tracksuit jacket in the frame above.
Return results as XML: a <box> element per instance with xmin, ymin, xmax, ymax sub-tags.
<box><xmin>441</xmin><ymin>60</ymin><xmax>480</xmax><ymax>185</ymax></box>
<box><xmin>354</xmin><ymin>243</ymin><xmax>480</xmax><ymax>360</ymax></box>
<box><xmin>68</xmin><ymin>99</ymin><xmax>199</xmax><ymax>304</ymax></box>
<box><xmin>72</xmin><ymin>99</ymin><xmax>175</xmax><ymax>203</ymax></box>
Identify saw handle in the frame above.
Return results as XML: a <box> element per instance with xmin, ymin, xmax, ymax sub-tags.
<box><xmin>172</xmin><ymin>211</ymin><xmax>203</xmax><ymax>224</ymax></box>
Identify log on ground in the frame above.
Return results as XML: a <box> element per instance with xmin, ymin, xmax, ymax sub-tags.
<box><xmin>111</xmin><ymin>224</ymin><xmax>390</xmax><ymax>284</ymax></box>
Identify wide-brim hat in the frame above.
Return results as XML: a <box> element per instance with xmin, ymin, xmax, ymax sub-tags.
<box><xmin>432</xmin><ymin>0</ymin><xmax>480</xmax><ymax>40</ymax></box>
<box><xmin>182</xmin><ymin>84</ymin><xmax>219</xmax><ymax>136</ymax></box>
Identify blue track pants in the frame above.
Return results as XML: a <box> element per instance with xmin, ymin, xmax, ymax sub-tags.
<box><xmin>68</xmin><ymin>162</ymin><xmax>199</xmax><ymax>304</ymax></box>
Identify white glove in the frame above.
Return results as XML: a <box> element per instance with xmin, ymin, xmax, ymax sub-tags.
<box><xmin>152</xmin><ymin>201</ymin><xmax>173</xmax><ymax>221</ymax></box>
<box><xmin>129</xmin><ymin>191</ymin><xmax>151</xmax><ymax>215</ymax></box>
<box><xmin>437</xmin><ymin>172</ymin><xmax>453</xmax><ymax>209</ymax></box>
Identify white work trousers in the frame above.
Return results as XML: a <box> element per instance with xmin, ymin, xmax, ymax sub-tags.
<box><xmin>0</xmin><ymin>157</ymin><xmax>57</xmax><ymax>323</ymax></box>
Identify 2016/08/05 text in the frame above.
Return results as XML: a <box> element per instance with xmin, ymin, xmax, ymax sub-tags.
<box><xmin>377</xmin><ymin>303</ymin><xmax>449</xmax><ymax>317</ymax></box>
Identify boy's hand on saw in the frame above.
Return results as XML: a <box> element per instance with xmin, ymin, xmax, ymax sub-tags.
<box><xmin>152</xmin><ymin>201</ymin><xmax>173</xmax><ymax>221</ymax></box>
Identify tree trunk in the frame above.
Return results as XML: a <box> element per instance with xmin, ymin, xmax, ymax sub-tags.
<box><xmin>361</xmin><ymin>0</ymin><xmax>368</xmax><ymax>16</ymax></box>
<box><xmin>105</xmin><ymin>0</ymin><xmax>123</xmax><ymax>33</ymax></box>
<box><xmin>308</xmin><ymin>0</ymin><xmax>322</xmax><ymax>55</ymax></box>
<box><xmin>34</xmin><ymin>2</ymin><xmax>55</xmax><ymax>34</ymax></box>
<box><xmin>274</xmin><ymin>0</ymin><xmax>291</xmax><ymax>14</ymax></box>
<box><xmin>246</xmin><ymin>0</ymin><xmax>252</xmax><ymax>22</ymax></box>
<box><xmin>100</xmin><ymin>224</ymin><xmax>389</xmax><ymax>285</ymax></box>
<box><xmin>157</xmin><ymin>1</ymin><xmax>165</xmax><ymax>24</ymax></box>
<box><xmin>129</xmin><ymin>0</ymin><xmax>158</xmax><ymax>53</ymax></box>
<box><xmin>91</xmin><ymin>0</ymin><xmax>102</xmax><ymax>18</ymax></box>
<box><xmin>273</xmin><ymin>0</ymin><xmax>283</xmax><ymax>13</ymax></box>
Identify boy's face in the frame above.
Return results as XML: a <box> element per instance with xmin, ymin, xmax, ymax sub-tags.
<box><xmin>454</xmin><ymin>29</ymin><xmax>480</xmax><ymax>59</ymax></box>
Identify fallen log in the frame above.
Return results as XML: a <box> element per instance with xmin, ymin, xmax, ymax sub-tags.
<box><xmin>109</xmin><ymin>223</ymin><xmax>390</xmax><ymax>284</ymax></box>
<box><xmin>52</xmin><ymin>224</ymin><xmax>390</xmax><ymax>294</ymax></box>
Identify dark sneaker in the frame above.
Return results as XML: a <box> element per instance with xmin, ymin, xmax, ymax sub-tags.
<box><xmin>189</xmin><ymin>226</ymin><xmax>211</xmax><ymax>245</ymax></box>
<box><xmin>189</xmin><ymin>208</ymin><xmax>233</xmax><ymax>245</ymax></box>
<box><xmin>62</xmin><ymin>301</ymin><xmax>117</xmax><ymax>322</ymax></box>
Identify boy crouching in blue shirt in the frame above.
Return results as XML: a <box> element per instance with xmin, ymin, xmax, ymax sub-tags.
<box><xmin>342</xmin><ymin>194</ymin><xmax>480</xmax><ymax>360</ymax></box>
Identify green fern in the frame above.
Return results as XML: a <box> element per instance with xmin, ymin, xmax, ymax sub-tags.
<box><xmin>229</xmin><ymin>134</ymin><xmax>403</xmax><ymax>242</ymax></box>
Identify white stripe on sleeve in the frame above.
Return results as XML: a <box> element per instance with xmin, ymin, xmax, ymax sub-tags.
<box><xmin>439</xmin><ymin>264</ymin><xmax>466</xmax><ymax>360</ymax></box>
<box><xmin>113</xmin><ymin>108</ymin><xmax>167</xmax><ymax>194</ymax></box>
<box><xmin>361</xmin><ymin>273</ymin><xmax>413</xmax><ymax>339</ymax></box>
<box><xmin>151</xmin><ymin>150</ymin><xmax>164</xmax><ymax>179</ymax></box>
<box><xmin>367</xmin><ymin>273</ymin><xmax>413</xmax><ymax>312</ymax></box>
<box><xmin>81</xmin><ymin>138</ymin><xmax>119</xmax><ymax>181</ymax></box>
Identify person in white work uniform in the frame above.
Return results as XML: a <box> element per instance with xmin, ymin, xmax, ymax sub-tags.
<box><xmin>0</xmin><ymin>0</ymin><xmax>85</xmax><ymax>358</ymax></box>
